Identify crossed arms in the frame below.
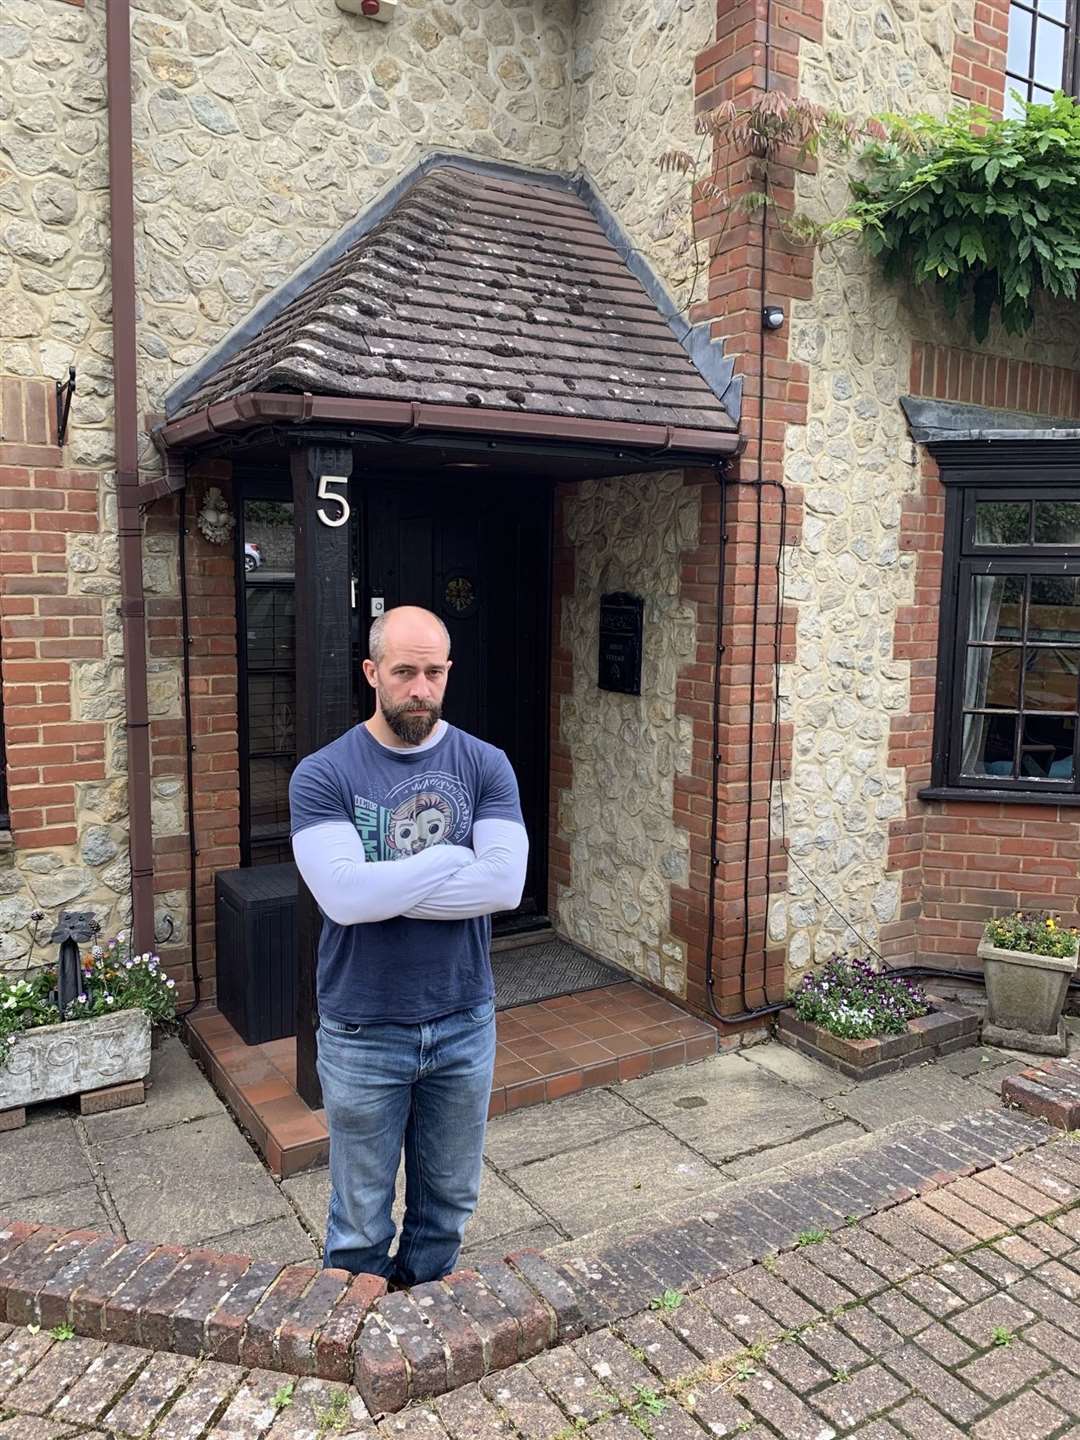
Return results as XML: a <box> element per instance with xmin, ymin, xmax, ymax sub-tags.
<box><xmin>291</xmin><ymin>817</ymin><xmax>528</xmax><ymax>925</ymax></box>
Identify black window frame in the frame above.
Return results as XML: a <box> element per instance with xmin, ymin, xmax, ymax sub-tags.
<box><xmin>925</xmin><ymin>441</ymin><xmax>1080</xmax><ymax>806</ymax></box>
<box><xmin>1005</xmin><ymin>0</ymin><xmax>1080</xmax><ymax>113</ymax></box>
<box><xmin>235</xmin><ymin>474</ymin><xmax>298</xmax><ymax>867</ymax></box>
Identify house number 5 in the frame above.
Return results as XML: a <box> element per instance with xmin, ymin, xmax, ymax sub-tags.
<box><xmin>316</xmin><ymin>475</ymin><xmax>350</xmax><ymax>528</ymax></box>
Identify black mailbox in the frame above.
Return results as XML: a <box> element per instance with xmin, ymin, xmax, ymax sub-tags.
<box><xmin>598</xmin><ymin>592</ymin><xmax>643</xmax><ymax>696</ymax></box>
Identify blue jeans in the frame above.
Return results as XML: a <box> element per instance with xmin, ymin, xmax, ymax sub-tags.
<box><xmin>316</xmin><ymin>1001</ymin><xmax>496</xmax><ymax>1285</ymax></box>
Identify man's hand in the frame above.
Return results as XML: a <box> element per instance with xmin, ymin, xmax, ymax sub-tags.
<box><xmin>404</xmin><ymin>818</ymin><xmax>528</xmax><ymax>920</ymax></box>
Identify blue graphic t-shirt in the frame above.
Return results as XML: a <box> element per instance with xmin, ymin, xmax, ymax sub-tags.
<box><xmin>289</xmin><ymin>723</ymin><xmax>523</xmax><ymax>1024</ymax></box>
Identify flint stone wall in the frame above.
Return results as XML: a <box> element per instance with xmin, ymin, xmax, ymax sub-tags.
<box><xmin>1</xmin><ymin>0</ymin><xmax>713</xmax><ymax>977</ymax></box>
<box><xmin>555</xmin><ymin>471</ymin><xmax>696</xmax><ymax>995</ymax></box>
<box><xmin>771</xmin><ymin>0</ymin><xmax>1080</xmax><ymax>983</ymax></box>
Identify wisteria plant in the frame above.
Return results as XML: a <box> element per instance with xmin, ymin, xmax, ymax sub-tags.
<box><xmin>0</xmin><ymin>933</ymin><xmax>177</xmax><ymax>1070</ymax></box>
<box><xmin>792</xmin><ymin>956</ymin><xmax>932</xmax><ymax>1040</ymax></box>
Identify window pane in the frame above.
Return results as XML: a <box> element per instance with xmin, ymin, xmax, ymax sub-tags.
<box><xmin>1023</xmin><ymin>648</ymin><xmax>1080</xmax><ymax>709</ymax></box>
<box><xmin>969</xmin><ymin>574</ymin><xmax>1024</xmax><ymax>642</ymax></box>
<box><xmin>248</xmin><ymin>673</ymin><xmax>296</xmax><ymax>753</ymax></box>
<box><xmin>1034</xmin><ymin>14</ymin><xmax>1066</xmax><ymax>87</ymax></box>
<box><xmin>1029</xmin><ymin>576</ymin><xmax>1080</xmax><ymax>642</ymax></box>
<box><xmin>1021</xmin><ymin>714</ymin><xmax>1075</xmax><ymax>780</ymax></box>
<box><xmin>249</xmin><ymin>756</ymin><xmax>293</xmax><ymax>840</ymax></box>
<box><xmin>961</xmin><ymin>712</ymin><xmax>1017</xmax><ymax>777</ymax></box>
<box><xmin>1037</xmin><ymin>0</ymin><xmax>1067</xmax><ymax>24</ymax></box>
<box><xmin>244</xmin><ymin>500</ymin><xmax>295</xmax><ymax>577</ymax></box>
<box><xmin>965</xmin><ymin>646</ymin><xmax>1021</xmax><ymax>709</ymax></box>
<box><xmin>246</xmin><ymin>586</ymin><xmax>295</xmax><ymax>668</ymax></box>
<box><xmin>975</xmin><ymin>501</ymin><xmax>1029</xmax><ymax>544</ymax></box>
<box><xmin>1033</xmin><ymin>500</ymin><xmax>1080</xmax><ymax>544</ymax></box>
<box><xmin>1007</xmin><ymin>4</ymin><xmax>1033</xmax><ymax>74</ymax></box>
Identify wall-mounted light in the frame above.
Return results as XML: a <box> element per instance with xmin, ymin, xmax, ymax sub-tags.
<box><xmin>336</xmin><ymin>0</ymin><xmax>397</xmax><ymax>19</ymax></box>
<box><xmin>762</xmin><ymin>304</ymin><xmax>785</xmax><ymax>331</ymax></box>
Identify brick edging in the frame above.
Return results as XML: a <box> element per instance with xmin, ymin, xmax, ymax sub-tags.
<box><xmin>0</xmin><ymin>1107</ymin><xmax>1053</xmax><ymax>1416</ymax></box>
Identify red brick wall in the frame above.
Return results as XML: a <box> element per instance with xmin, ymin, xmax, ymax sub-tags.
<box><xmin>0</xmin><ymin>379</ymin><xmax>104</xmax><ymax>853</ymax></box>
<box><xmin>882</xmin><ymin>351</ymin><xmax>1080</xmax><ymax>970</ymax></box>
<box><xmin>951</xmin><ymin>0</ymin><xmax>1009</xmax><ymax>112</ymax></box>
<box><xmin>145</xmin><ymin>470</ymin><xmax>241</xmax><ymax>1008</ymax></box>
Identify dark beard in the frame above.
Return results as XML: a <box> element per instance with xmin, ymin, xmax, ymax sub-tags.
<box><xmin>381</xmin><ymin>696</ymin><xmax>440</xmax><ymax>745</ymax></box>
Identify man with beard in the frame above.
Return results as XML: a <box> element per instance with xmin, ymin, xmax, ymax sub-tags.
<box><xmin>289</xmin><ymin>605</ymin><xmax>527</xmax><ymax>1285</ymax></box>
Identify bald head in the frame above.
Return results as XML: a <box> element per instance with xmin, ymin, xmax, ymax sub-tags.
<box><xmin>369</xmin><ymin>606</ymin><xmax>450</xmax><ymax>666</ymax></box>
<box><xmin>364</xmin><ymin>606</ymin><xmax>452</xmax><ymax>746</ymax></box>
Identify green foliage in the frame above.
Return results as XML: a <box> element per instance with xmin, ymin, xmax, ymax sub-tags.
<box><xmin>791</xmin><ymin>956</ymin><xmax>931</xmax><ymax>1040</ymax></box>
<box><xmin>271</xmin><ymin>1381</ymin><xmax>295</xmax><ymax>1411</ymax></box>
<box><xmin>991</xmin><ymin>1326</ymin><xmax>1014</xmax><ymax>1347</ymax></box>
<box><xmin>649</xmin><ymin>1289</ymin><xmax>684</xmax><ymax>1312</ymax></box>
<box><xmin>49</xmin><ymin>1323</ymin><xmax>75</xmax><ymax>1341</ymax></box>
<box><xmin>795</xmin><ymin>1229</ymin><xmax>826</xmax><ymax>1247</ymax></box>
<box><xmin>0</xmin><ymin>934</ymin><xmax>177</xmax><ymax>1071</ymax></box>
<box><xmin>984</xmin><ymin>911</ymin><xmax>1079</xmax><ymax>958</ymax></box>
<box><xmin>847</xmin><ymin>94</ymin><xmax>1080</xmax><ymax>341</ymax></box>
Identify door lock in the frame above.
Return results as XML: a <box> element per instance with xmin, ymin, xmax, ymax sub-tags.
<box><xmin>370</xmin><ymin>594</ymin><xmax>385</xmax><ymax>618</ymax></box>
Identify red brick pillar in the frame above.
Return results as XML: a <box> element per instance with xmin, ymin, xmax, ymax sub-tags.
<box><xmin>673</xmin><ymin>0</ymin><xmax>817</xmax><ymax>1020</ymax></box>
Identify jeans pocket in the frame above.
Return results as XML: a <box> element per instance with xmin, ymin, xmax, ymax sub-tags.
<box><xmin>465</xmin><ymin>1001</ymin><xmax>495</xmax><ymax>1024</ymax></box>
<box><xmin>319</xmin><ymin>1016</ymin><xmax>366</xmax><ymax>1038</ymax></box>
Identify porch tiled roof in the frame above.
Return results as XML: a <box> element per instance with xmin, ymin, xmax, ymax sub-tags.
<box><xmin>173</xmin><ymin>164</ymin><xmax>738</xmax><ymax>434</ymax></box>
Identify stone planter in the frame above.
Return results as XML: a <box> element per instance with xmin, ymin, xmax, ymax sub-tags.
<box><xmin>776</xmin><ymin>1000</ymin><xmax>979</xmax><ymax>1080</ymax></box>
<box><xmin>977</xmin><ymin>939</ymin><xmax>1078</xmax><ymax>1057</ymax></box>
<box><xmin>0</xmin><ymin>1008</ymin><xmax>151</xmax><ymax>1117</ymax></box>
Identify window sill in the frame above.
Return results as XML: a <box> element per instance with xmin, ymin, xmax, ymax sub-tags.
<box><xmin>918</xmin><ymin>786</ymin><xmax>1080</xmax><ymax>808</ymax></box>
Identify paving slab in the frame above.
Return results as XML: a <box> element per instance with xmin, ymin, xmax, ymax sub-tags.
<box><xmin>483</xmin><ymin>1089</ymin><xmax>649</xmax><ymax>1170</ymax></box>
<box><xmin>204</xmin><ymin>1214</ymin><xmax>320</xmax><ymax>1265</ymax></box>
<box><xmin>830</xmin><ymin>1067</ymin><xmax>996</xmax><ymax>1131</ymax></box>
<box><xmin>616</xmin><ymin>1053</ymin><xmax>834</xmax><ymax>1164</ymax></box>
<box><xmin>97</xmin><ymin>1112</ymin><xmax>291</xmax><ymax>1245</ymax></box>
<box><xmin>80</xmin><ymin>1037</ymin><xmax>225</xmax><ymax>1142</ymax></box>
<box><xmin>741</xmin><ymin>1042</ymin><xmax>855</xmax><ymax>1098</ymax></box>
<box><xmin>506</xmin><ymin>1124</ymin><xmax>721</xmax><ymax>1237</ymax></box>
<box><xmin>461</xmin><ymin>1222</ymin><xmax>564</xmax><ymax>1267</ymax></box>
<box><xmin>9</xmin><ymin>1183</ymin><xmax>113</xmax><ymax>1233</ymax></box>
<box><xmin>723</xmin><ymin>1120</ymin><xmax>868</xmax><ymax>1179</ymax></box>
<box><xmin>0</xmin><ymin>1117</ymin><xmax>94</xmax><ymax>1206</ymax></box>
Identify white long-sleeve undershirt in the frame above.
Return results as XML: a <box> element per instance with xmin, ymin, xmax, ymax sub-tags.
<box><xmin>291</xmin><ymin>817</ymin><xmax>528</xmax><ymax>925</ymax></box>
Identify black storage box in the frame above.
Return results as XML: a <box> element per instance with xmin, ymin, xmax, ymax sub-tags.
<box><xmin>215</xmin><ymin>863</ymin><xmax>298</xmax><ymax>1045</ymax></box>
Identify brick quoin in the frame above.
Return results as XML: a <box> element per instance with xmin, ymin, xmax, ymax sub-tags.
<box><xmin>663</xmin><ymin>0</ymin><xmax>816</xmax><ymax>1025</ymax></box>
<box><xmin>0</xmin><ymin>379</ymin><xmax>105</xmax><ymax>855</ymax></box>
<box><xmin>145</xmin><ymin>468</ymin><xmax>240</xmax><ymax>1008</ymax></box>
<box><xmin>951</xmin><ymin>0</ymin><xmax>1009</xmax><ymax>113</ymax></box>
<box><xmin>882</xmin><ymin>350</ymin><xmax>1080</xmax><ymax>970</ymax></box>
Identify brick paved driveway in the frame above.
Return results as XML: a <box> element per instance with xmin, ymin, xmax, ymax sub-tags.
<box><xmin>4</xmin><ymin>1135</ymin><xmax>1080</xmax><ymax>1438</ymax></box>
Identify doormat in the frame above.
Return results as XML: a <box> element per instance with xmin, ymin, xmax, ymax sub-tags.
<box><xmin>493</xmin><ymin>938</ymin><xmax>625</xmax><ymax>1011</ymax></box>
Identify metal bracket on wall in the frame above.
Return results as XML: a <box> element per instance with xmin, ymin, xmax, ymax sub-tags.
<box><xmin>55</xmin><ymin>365</ymin><xmax>76</xmax><ymax>445</ymax></box>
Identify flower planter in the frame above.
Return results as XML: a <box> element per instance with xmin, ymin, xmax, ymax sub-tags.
<box><xmin>776</xmin><ymin>1001</ymin><xmax>979</xmax><ymax>1080</ymax></box>
<box><xmin>0</xmin><ymin>1008</ymin><xmax>151</xmax><ymax>1115</ymax></box>
<box><xmin>977</xmin><ymin>939</ymin><xmax>1078</xmax><ymax>1057</ymax></box>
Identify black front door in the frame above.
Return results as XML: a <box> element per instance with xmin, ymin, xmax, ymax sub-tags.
<box><xmin>362</xmin><ymin>475</ymin><xmax>552</xmax><ymax>923</ymax></box>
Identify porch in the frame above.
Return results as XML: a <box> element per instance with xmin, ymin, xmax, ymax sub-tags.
<box><xmin>145</xmin><ymin>156</ymin><xmax>749</xmax><ymax>1175</ymax></box>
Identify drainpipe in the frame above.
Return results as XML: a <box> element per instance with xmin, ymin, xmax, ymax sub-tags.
<box><xmin>106</xmin><ymin>0</ymin><xmax>156</xmax><ymax>953</ymax></box>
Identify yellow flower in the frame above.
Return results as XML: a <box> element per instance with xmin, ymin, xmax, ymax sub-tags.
<box><xmin>1047</xmin><ymin>918</ymin><xmax>1056</xmax><ymax>930</ymax></box>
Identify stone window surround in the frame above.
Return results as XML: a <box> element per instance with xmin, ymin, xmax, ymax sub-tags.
<box><xmin>921</xmin><ymin>436</ymin><xmax>1080</xmax><ymax>807</ymax></box>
